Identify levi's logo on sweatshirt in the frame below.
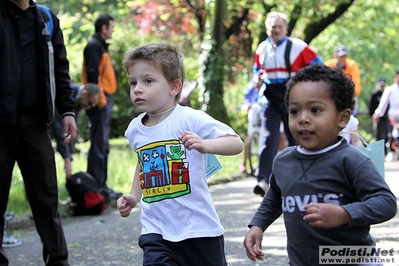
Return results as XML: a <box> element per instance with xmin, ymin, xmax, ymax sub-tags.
<box><xmin>281</xmin><ymin>193</ymin><xmax>344</xmax><ymax>213</ymax></box>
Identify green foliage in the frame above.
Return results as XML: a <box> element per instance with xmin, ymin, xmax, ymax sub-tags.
<box><xmin>199</xmin><ymin>40</ymin><xmax>229</xmax><ymax>123</ymax></box>
<box><xmin>11</xmin><ymin>0</ymin><xmax>397</xmax><ymax>218</ymax></box>
<box><xmin>310</xmin><ymin>1</ymin><xmax>399</xmax><ymax>133</ymax></box>
<box><xmin>107</xmin><ymin>22</ymin><xmax>142</xmax><ymax>138</ymax></box>
<box><xmin>43</xmin><ymin>0</ymin><xmax>399</xmax><ymax>140</ymax></box>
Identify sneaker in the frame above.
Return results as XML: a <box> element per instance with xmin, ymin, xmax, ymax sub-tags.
<box><xmin>4</xmin><ymin>212</ymin><xmax>15</xmax><ymax>221</ymax></box>
<box><xmin>253</xmin><ymin>181</ymin><xmax>269</xmax><ymax>197</ymax></box>
<box><xmin>2</xmin><ymin>233</ymin><xmax>22</xmax><ymax>248</ymax></box>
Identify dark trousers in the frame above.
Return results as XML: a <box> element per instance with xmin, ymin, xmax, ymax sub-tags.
<box><xmin>257</xmin><ymin>102</ymin><xmax>297</xmax><ymax>183</ymax></box>
<box><xmin>86</xmin><ymin>94</ymin><xmax>112</xmax><ymax>187</ymax></box>
<box><xmin>139</xmin><ymin>233</ymin><xmax>227</xmax><ymax>266</ymax></box>
<box><xmin>374</xmin><ymin>118</ymin><xmax>392</xmax><ymax>154</ymax></box>
<box><xmin>0</xmin><ymin>113</ymin><xmax>68</xmax><ymax>266</ymax></box>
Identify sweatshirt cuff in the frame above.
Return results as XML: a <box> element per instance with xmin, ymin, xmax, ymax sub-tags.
<box><xmin>61</xmin><ymin>112</ymin><xmax>75</xmax><ymax>118</ymax></box>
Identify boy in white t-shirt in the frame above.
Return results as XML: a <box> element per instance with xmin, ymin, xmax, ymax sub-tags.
<box><xmin>117</xmin><ymin>42</ymin><xmax>243</xmax><ymax>265</ymax></box>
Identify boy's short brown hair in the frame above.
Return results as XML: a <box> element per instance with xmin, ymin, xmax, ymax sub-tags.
<box><xmin>123</xmin><ymin>42</ymin><xmax>185</xmax><ymax>102</ymax></box>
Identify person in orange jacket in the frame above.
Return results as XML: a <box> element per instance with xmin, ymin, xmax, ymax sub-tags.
<box><xmin>82</xmin><ymin>14</ymin><xmax>121</xmax><ymax>200</ymax></box>
<box><xmin>325</xmin><ymin>44</ymin><xmax>362</xmax><ymax>116</ymax></box>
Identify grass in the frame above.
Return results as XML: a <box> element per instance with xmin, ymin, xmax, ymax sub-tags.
<box><xmin>7</xmin><ymin>138</ymin><xmax>243</xmax><ymax>216</ymax></box>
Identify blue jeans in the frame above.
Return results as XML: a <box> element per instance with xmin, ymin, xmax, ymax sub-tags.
<box><xmin>86</xmin><ymin>94</ymin><xmax>113</xmax><ymax>187</ymax></box>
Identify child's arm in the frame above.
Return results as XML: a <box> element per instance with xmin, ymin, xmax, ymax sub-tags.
<box><xmin>179</xmin><ymin>131</ymin><xmax>243</xmax><ymax>155</ymax></box>
<box><xmin>303</xmin><ymin>203</ymin><xmax>351</xmax><ymax>227</ymax></box>
<box><xmin>303</xmin><ymin>155</ymin><xmax>397</xmax><ymax>227</ymax></box>
<box><xmin>117</xmin><ymin>162</ymin><xmax>142</xmax><ymax>218</ymax></box>
<box><xmin>243</xmin><ymin>226</ymin><xmax>265</xmax><ymax>262</ymax></box>
<box><xmin>244</xmin><ymin>174</ymin><xmax>282</xmax><ymax>261</ymax></box>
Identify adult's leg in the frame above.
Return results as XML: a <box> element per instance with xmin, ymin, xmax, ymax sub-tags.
<box><xmin>281</xmin><ymin>104</ymin><xmax>297</xmax><ymax>146</ymax></box>
<box><xmin>17</xmin><ymin>113</ymin><xmax>68</xmax><ymax>266</ymax></box>
<box><xmin>86</xmin><ymin>96</ymin><xmax>112</xmax><ymax>187</ymax></box>
<box><xmin>383</xmin><ymin>119</ymin><xmax>395</xmax><ymax>154</ymax></box>
<box><xmin>257</xmin><ymin>104</ymin><xmax>282</xmax><ymax>184</ymax></box>
<box><xmin>0</xmin><ymin>126</ymin><xmax>18</xmax><ymax>266</ymax></box>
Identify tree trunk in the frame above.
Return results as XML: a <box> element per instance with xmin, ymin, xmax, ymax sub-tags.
<box><xmin>200</xmin><ymin>0</ymin><xmax>229</xmax><ymax>124</ymax></box>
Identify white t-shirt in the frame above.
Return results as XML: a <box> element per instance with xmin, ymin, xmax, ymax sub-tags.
<box><xmin>125</xmin><ymin>104</ymin><xmax>238</xmax><ymax>241</ymax></box>
<box><xmin>374</xmin><ymin>83</ymin><xmax>399</xmax><ymax>121</ymax></box>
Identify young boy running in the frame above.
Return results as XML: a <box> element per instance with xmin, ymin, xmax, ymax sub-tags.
<box><xmin>117</xmin><ymin>42</ymin><xmax>243</xmax><ymax>265</ymax></box>
<box><xmin>244</xmin><ymin>64</ymin><xmax>397</xmax><ymax>265</ymax></box>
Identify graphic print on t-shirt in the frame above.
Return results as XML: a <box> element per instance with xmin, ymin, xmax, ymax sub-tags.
<box><xmin>136</xmin><ymin>139</ymin><xmax>190</xmax><ymax>203</ymax></box>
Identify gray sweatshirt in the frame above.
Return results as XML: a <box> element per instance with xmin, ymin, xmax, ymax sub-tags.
<box><xmin>249</xmin><ymin>140</ymin><xmax>397</xmax><ymax>266</ymax></box>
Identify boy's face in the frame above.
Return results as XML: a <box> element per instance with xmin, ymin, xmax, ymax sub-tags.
<box><xmin>127</xmin><ymin>61</ymin><xmax>180</xmax><ymax>115</ymax></box>
<box><xmin>287</xmin><ymin>81</ymin><xmax>350</xmax><ymax>151</ymax></box>
<box><xmin>77</xmin><ymin>91</ymin><xmax>100</xmax><ymax>110</ymax></box>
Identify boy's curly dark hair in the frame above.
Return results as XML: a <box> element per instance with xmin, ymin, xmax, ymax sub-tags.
<box><xmin>284</xmin><ymin>64</ymin><xmax>355</xmax><ymax>111</ymax></box>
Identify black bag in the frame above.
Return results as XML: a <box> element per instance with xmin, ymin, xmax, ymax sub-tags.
<box><xmin>66</xmin><ymin>172</ymin><xmax>106</xmax><ymax>216</ymax></box>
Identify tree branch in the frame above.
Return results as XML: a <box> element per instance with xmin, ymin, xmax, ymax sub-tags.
<box><xmin>223</xmin><ymin>8</ymin><xmax>250</xmax><ymax>40</ymax></box>
<box><xmin>303</xmin><ymin>0</ymin><xmax>355</xmax><ymax>43</ymax></box>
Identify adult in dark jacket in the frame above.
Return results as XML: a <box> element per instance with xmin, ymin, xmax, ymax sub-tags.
<box><xmin>82</xmin><ymin>13</ymin><xmax>120</xmax><ymax>199</ymax></box>
<box><xmin>0</xmin><ymin>0</ymin><xmax>76</xmax><ymax>265</ymax></box>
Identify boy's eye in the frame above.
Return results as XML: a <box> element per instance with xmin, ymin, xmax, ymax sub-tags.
<box><xmin>129</xmin><ymin>81</ymin><xmax>137</xmax><ymax>86</ymax></box>
<box><xmin>311</xmin><ymin>107</ymin><xmax>321</xmax><ymax>113</ymax></box>
<box><xmin>144</xmin><ymin>79</ymin><xmax>152</xmax><ymax>84</ymax></box>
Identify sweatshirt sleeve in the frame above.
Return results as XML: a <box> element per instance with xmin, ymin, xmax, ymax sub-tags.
<box><xmin>342</xmin><ymin>157</ymin><xmax>397</xmax><ymax>226</ymax></box>
<box><xmin>248</xmin><ymin>174</ymin><xmax>283</xmax><ymax>230</ymax></box>
<box><xmin>373</xmin><ymin>86</ymin><xmax>391</xmax><ymax>118</ymax></box>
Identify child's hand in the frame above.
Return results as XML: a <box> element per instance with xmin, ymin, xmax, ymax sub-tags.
<box><xmin>116</xmin><ymin>195</ymin><xmax>138</xmax><ymax>218</ymax></box>
<box><xmin>243</xmin><ymin>226</ymin><xmax>265</xmax><ymax>262</ymax></box>
<box><xmin>179</xmin><ymin>131</ymin><xmax>208</xmax><ymax>153</ymax></box>
<box><xmin>303</xmin><ymin>203</ymin><xmax>351</xmax><ymax>227</ymax></box>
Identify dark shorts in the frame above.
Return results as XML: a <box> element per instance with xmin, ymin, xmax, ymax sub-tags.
<box><xmin>138</xmin><ymin>233</ymin><xmax>227</xmax><ymax>266</ymax></box>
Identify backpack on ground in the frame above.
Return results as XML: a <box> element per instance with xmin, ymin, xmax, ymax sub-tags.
<box><xmin>66</xmin><ymin>172</ymin><xmax>106</xmax><ymax>216</ymax></box>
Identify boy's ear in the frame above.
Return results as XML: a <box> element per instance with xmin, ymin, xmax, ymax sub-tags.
<box><xmin>338</xmin><ymin>108</ymin><xmax>352</xmax><ymax>129</ymax></box>
<box><xmin>79</xmin><ymin>89</ymin><xmax>88</xmax><ymax>100</ymax></box>
<box><xmin>170</xmin><ymin>79</ymin><xmax>182</xmax><ymax>96</ymax></box>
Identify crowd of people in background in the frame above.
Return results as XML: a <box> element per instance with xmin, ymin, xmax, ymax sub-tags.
<box><xmin>242</xmin><ymin>10</ymin><xmax>398</xmax><ymax>200</ymax></box>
